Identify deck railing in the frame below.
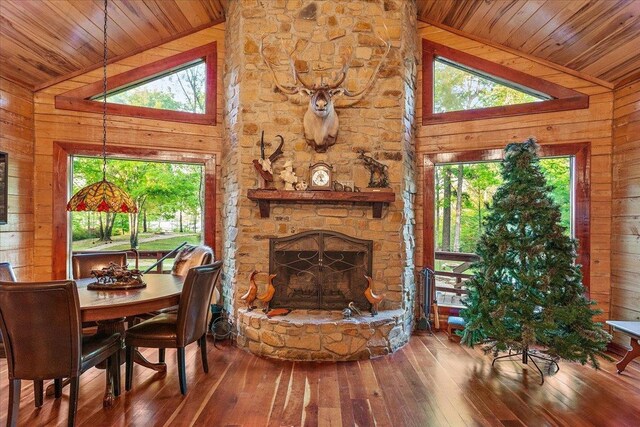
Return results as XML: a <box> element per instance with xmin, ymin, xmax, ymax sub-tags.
<box><xmin>72</xmin><ymin>249</ymin><xmax>175</xmax><ymax>273</ymax></box>
<box><xmin>433</xmin><ymin>251</ymin><xmax>480</xmax><ymax>306</ymax></box>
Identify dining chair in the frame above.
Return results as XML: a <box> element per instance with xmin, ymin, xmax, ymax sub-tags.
<box><xmin>0</xmin><ymin>262</ymin><xmax>16</xmax><ymax>359</ymax></box>
<box><xmin>125</xmin><ymin>261</ymin><xmax>222</xmax><ymax>395</ymax></box>
<box><xmin>71</xmin><ymin>251</ymin><xmax>128</xmax><ymax>279</ymax></box>
<box><xmin>137</xmin><ymin>244</ymin><xmax>214</xmax><ymax>363</ymax></box>
<box><xmin>0</xmin><ymin>280</ymin><xmax>122</xmax><ymax>427</ymax></box>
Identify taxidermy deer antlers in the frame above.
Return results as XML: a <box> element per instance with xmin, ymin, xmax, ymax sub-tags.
<box><xmin>261</xmin><ymin>31</ymin><xmax>390</xmax><ymax>153</ymax></box>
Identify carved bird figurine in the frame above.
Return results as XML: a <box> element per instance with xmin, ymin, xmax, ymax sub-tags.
<box><xmin>258</xmin><ymin>273</ymin><xmax>277</xmax><ymax>311</ymax></box>
<box><xmin>364</xmin><ymin>275</ymin><xmax>385</xmax><ymax>316</ymax></box>
<box><xmin>241</xmin><ymin>270</ymin><xmax>259</xmax><ymax>311</ymax></box>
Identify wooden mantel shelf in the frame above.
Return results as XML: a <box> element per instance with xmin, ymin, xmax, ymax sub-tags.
<box><xmin>247</xmin><ymin>189</ymin><xmax>395</xmax><ymax>218</ymax></box>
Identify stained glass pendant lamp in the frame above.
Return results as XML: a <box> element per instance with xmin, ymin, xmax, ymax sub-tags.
<box><xmin>66</xmin><ymin>0</ymin><xmax>137</xmax><ymax>214</ymax></box>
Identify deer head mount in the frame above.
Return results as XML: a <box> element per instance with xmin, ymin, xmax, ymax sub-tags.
<box><xmin>261</xmin><ymin>33</ymin><xmax>390</xmax><ymax>153</ymax></box>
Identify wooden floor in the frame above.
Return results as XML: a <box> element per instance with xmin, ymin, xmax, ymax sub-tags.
<box><xmin>1</xmin><ymin>332</ymin><xmax>639</xmax><ymax>427</ymax></box>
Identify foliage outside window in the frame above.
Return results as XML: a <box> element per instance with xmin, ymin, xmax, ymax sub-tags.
<box><xmin>434</xmin><ymin>158</ymin><xmax>571</xmax><ymax>255</ymax></box>
<box><xmin>71</xmin><ymin>157</ymin><xmax>204</xmax><ymax>264</ymax></box>
<box><xmin>433</xmin><ymin>59</ymin><xmax>546</xmax><ymax>113</ymax></box>
<box><xmin>104</xmin><ymin>61</ymin><xmax>206</xmax><ymax>114</ymax></box>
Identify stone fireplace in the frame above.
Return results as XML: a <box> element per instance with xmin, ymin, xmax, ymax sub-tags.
<box><xmin>269</xmin><ymin>230</ymin><xmax>372</xmax><ymax>311</ymax></box>
<box><xmin>221</xmin><ymin>0</ymin><xmax>418</xmax><ymax>361</ymax></box>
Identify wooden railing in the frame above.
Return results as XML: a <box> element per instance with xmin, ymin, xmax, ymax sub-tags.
<box><xmin>434</xmin><ymin>250</ymin><xmax>480</xmax><ymax>296</ymax></box>
<box><xmin>73</xmin><ymin>249</ymin><xmax>175</xmax><ymax>273</ymax></box>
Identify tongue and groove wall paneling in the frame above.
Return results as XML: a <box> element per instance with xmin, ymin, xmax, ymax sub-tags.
<box><xmin>0</xmin><ymin>78</ymin><xmax>35</xmax><ymax>280</ymax></box>
<box><xmin>611</xmin><ymin>80</ymin><xmax>640</xmax><ymax>347</ymax></box>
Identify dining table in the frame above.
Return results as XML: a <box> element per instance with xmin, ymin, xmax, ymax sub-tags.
<box><xmin>46</xmin><ymin>273</ymin><xmax>185</xmax><ymax>406</ymax></box>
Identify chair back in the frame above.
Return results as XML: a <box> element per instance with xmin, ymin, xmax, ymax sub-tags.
<box><xmin>0</xmin><ymin>280</ymin><xmax>82</xmax><ymax>380</ymax></box>
<box><xmin>176</xmin><ymin>261</ymin><xmax>222</xmax><ymax>346</ymax></box>
<box><xmin>72</xmin><ymin>252</ymin><xmax>128</xmax><ymax>279</ymax></box>
<box><xmin>171</xmin><ymin>245</ymin><xmax>214</xmax><ymax>276</ymax></box>
<box><xmin>0</xmin><ymin>262</ymin><xmax>17</xmax><ymax>282</ymax></box>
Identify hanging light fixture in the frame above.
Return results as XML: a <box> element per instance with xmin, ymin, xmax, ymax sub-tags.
<box><xmin>67</xmin><ymin>0</ymin><xmax>137</xmax><ymax>214</ymax></box>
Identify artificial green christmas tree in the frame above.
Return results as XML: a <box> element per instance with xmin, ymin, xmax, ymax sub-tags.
<box><xmin>460</xmin><ymin>139</ymin><xmax>610</xmax><ymax>380</ymax></box>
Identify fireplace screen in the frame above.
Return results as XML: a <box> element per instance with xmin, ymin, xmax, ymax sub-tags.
<box><xmin>269</xmin><ymin>230</ymin><xmax>373</xmax><ymax>310</ymax></box>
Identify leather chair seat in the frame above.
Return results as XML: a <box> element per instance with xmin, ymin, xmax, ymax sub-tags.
<box><xmin>81</xmin><ymin>333</ymin><xmax>121</xmax><ymax>372</ymax></box>
<box><xmin>126</xmin><ymin>313</ymin><xmax>179</xmax><ymax>348</ymax></box>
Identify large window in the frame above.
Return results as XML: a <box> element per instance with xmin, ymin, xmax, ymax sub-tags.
<box><xmin>423</xmin><ymin>143</ymin><xmax>591</xmax><ymax>308</ymax></box>
<box><xmin>422</xmin><ymin>39</ymin><xmax>589</xmax><ymax>124</ymax></box>
<box><xmin>70</xmin><ymin>157</ymin><xmax>205</xmax><ymax>272</ymax></box>
<box><xmin>104</xmin><ymin>61</ymin><xmax>206</xmax><ymax>114</ymax></box>
<box><xmin>433</xmin><ymin>58</ymin><xmax>547</xmax><ymax>114</ymax></box>
<box><xmin>55</xmin><ymin>43</ymin><xmax>217</xmax><ymax>125</ymax></box>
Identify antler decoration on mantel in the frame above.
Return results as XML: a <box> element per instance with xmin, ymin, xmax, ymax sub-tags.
<box><xmin>253</xmin><ymin>131</ymin><xmax>285</xmax><ymax>188</ymax></box>
<box><xmin>261</xmin><ymin>29</ymin><xmax>390</xmax><ymax>153</ymax></box>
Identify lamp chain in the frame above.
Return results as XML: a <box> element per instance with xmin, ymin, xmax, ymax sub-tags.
<box><xmin>102</xmin><ymin>0</ymin><xmax>108</xmax><ymax>181</ymax></box>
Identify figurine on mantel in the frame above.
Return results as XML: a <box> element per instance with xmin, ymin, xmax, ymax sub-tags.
<box><xmin>279</xmin><ymin>160</ymin><xmax>298</xmax><ymax>190</ymax></box>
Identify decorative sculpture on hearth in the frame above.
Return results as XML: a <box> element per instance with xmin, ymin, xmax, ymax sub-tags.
<box><xmin>357</xmin><ymin>150</ymin><xmax>389</xmax><ymax>188</ymax></box>
<box><xmin>241</xmin><ymin>271</ymin><xmax>259</xmax><ymax>311</ymax></box>
<box><xmin>364</xmin><ymin>275</ymin><xmax>386</xmax><ymax>316</ymax></box>
<box><xmin>257</xmin><ymin>274</ymin><xmax>277</xmax><ymax>312</ymax></box>
<box><xmin>260</xmin><ymin>30</ymin><xmax>390</xmax><ymax>153</ymax></box>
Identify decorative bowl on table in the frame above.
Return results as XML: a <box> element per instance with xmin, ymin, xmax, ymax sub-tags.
<box><xmin>87</xmin><ymin>262</ymin><xmax>146</xmax><ymax>290</ymax></box>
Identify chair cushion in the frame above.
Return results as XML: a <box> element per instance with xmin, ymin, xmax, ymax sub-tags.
<box><xmin>125</xmin><ymin>313</ymin><xmax>179</xmax><ymax>348</ymax></box>
<box><xmin>448</xmin><ymin>316</ymin><xmax>466</xmax><ymax>327</ymax></box>
<box><xmin>80</xmin><ymin>332</ymin><xmax>121</xmax><ymax>373</ymax></box>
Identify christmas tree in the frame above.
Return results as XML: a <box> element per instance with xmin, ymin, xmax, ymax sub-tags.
<box><xmin>460</xmin><ymin>139</ymin><xmax>610</xmax><ymax>370</ymax></box>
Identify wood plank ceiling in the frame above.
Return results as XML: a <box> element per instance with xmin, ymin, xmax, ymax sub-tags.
<box><xmin>417</xmin><ymin>0</ymin><xmax>640</xmax><ymax>87</ymax></box>
<box><xmin>0</xmin><ymin>0</ymin><xmax>226</xmax><ymax>90</ymax></box>
<box><xmin>1</xmin><ymin>1</ymin><xmax>639</xmax><ymax>90</ymax></box>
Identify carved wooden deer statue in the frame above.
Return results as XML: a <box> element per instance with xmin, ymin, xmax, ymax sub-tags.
<box><xmin>261</xmin><ymin>34</ymin><xmax>390</xmax><ymax>153</ymax></box>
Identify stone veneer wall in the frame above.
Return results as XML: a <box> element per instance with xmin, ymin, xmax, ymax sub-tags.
<box><xmin>222</xmin><ymin>0</ymin><xmax>417</xmax><ymax>359</ymax></box>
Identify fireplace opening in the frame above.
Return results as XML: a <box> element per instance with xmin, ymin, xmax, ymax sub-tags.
<box><xmin>269</xmin><ymin>231</ymin><xmax>373</xmax><ymax>310</ymax></box>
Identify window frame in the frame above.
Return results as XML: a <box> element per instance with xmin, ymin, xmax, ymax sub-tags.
<box><xmin>52</xmin><ymin>141</ymin><xmax>216</xmax><ymax>280</ymax></box>
<box><xmin>422</xmin><ymin>39</ymin><xmax>589</xmax><ymax>125</ymax></box>
<box><xmin>55</xmin><ymin>43</ymin><xmax>217</xmax><ymax>125</ymax></box>
<box><xmin>422</xmin><ymin>142</ymin><xmax>591</xmax><ymax>296</ymax></box>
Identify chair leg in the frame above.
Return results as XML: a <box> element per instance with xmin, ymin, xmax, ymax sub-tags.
<box><xmin>199</xmin><ymin>335</ymin><xmax>209</xmax><ymax>373</ymax></box>
<box><xmin>33</xmin><ymin>380</ymin><xmax>44</xmax><ymax>407</ymax></box>
<box><xmin>125</xmin><ymin>346</ymin><xmax>135</xmax><ymax>391</ymax></box>
<box><xmin>68</xmin><ymin>376</ymin><xmax>80</xmax><ymax>427</ymax></box>
<box><xmin>177</xmin><ymin>347</ymin><xmax>187</xmax><ymax>395</ymax></box>
<box><xmin>158</xmin><ymin>348</ymin><xmax>165</xmax><ymax>363</ymax></box>
<box><xmin>8</xmin><ymin>379</ymin><xmax>21</xmax><ymax>427</ymax></box>
<box><xmin>112</xmin><ymin>350</ymin><xmax>121</xmax><ymax>397</ymax></box>
<box><xmin>54</xmin><ymin>379</ymin><xmax>63</xmax><ymax>398</ymax></box>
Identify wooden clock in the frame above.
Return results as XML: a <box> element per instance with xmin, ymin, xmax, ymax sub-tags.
<box><xmin>308</xmin><ymin>162</ymin><xmax>333</xmax><ymax>191</ymax></box>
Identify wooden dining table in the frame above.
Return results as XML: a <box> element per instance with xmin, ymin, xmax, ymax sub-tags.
<box><xmin>47</xmin><ymin>274</ymin><xmax>186</xmax><ymax>406</ymax></box>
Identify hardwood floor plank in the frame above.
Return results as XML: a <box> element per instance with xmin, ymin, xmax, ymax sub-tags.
<box><xmin>1</xmin><ymin>333</ymin><xmax>639</xmax><ymax>427</ymax></box>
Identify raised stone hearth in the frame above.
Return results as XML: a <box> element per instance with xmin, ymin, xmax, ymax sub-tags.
<box><xmin>237</xmin><ymin>309</ymin><xmax>408</xmax><ymax>361</ymax></box>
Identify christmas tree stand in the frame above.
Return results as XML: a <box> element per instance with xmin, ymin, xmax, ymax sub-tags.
<box><xmin>491</xmin><ymin>346</ymin><xmax>560</xmax><ymax>385</ymax></box>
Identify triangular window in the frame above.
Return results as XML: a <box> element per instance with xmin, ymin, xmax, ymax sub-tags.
<box><xmin>56</xmin><ymin>43</ymin><xmax>216</xmax><ymax>125</ymax></box>
<box><xmin>102</xmin><ymin>61</ymin><xmax>206</xmax><ymax>114</ymax></box>
<box><xmin>433</xmin><ymin>58</ymin><xmax>548</xmax><ymax>113</ymax></box>
<box><xmin>422</xmin><ymin>40</ymin><xmax>588</xmax><ymax>124</ymax></box>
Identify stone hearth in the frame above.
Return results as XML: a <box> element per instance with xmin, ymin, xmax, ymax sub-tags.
<box><xmin>237</xmin><ymin>309</ymin><xmax>407</xmax><ymax>361</ymax></box>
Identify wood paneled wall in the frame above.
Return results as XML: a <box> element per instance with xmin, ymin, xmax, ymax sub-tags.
<box><xmin>0</xmin><ymin>78</ymin><xmax>34</xmax><ymax>280</ymax></box>
<box><xmin>611</xmin><ymin>80</ymin><xmax>640</xmax><ymax>345</ymax></box>
<box><xmin>32</xmin><ymin>24</ymin><xmax>225</xmax><ymax>281</ymax></box>
<box><xmin>415</xmin><ymin>23</ymin><xmax>614</xmax><ymax>320</ymax></box>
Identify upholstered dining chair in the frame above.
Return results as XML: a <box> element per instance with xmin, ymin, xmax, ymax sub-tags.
<box><xmin>0</xmin><ymin>280</ymin><xmax>122</xmax><ymax>427</ymax></box>
<box><xmin>0</xmin><ymin>262</ymin><xmax>16</xmax><ymax>359</ymax></box>
<box><xmin>71</xmin><ymin>251</ymin><xmax>128</xmax><ymax>279</ymax></box>
<box><xmin>125</xmin><ymin>261</ymin><xmax>222</xmax><ymax>395</ymax></box>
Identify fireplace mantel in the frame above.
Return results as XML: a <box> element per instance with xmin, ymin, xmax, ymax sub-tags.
<box><xmin>247</xmin><ymin>189</ymin><xmax>395</xmax><ymax>218</ymax></box>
